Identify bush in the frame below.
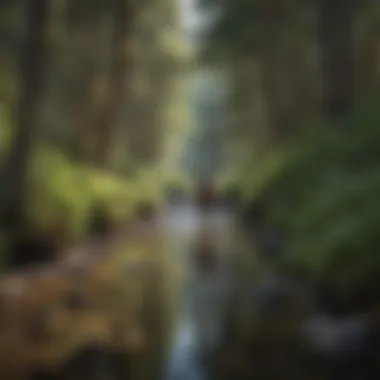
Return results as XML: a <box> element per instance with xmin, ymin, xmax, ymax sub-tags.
<box><xmin>28</xmin><ymin>148</ymin><xmax>161</xmax><ymax>242</ymax></box>
<box><xmin>238</xmin><ymin>93</ymin><xmax>380</xmax><ymax>294</ymax></box>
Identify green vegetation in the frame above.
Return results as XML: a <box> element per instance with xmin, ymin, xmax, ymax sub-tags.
<box><xmin>29</xmin><ymin>148</ymin><xmax>138</xmax><ymax>237</ymax></box>
<box><xmin>232</xmin><ymin>94</ymin><xmax>380</xmax><ymax>292</ymax></box>
<box><xmin>199</xmin><ymin>0</ymin><xmax>380</xmax><ymax>298</ymax></box>
<box><xmin>0</xmin><ymin>0</ymin><xmax>190</xmax><ymax>271</ymax></box>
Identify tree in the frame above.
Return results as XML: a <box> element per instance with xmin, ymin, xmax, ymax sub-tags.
<box><xmin>317</xmin><ymin>0</ymin><xmax>357</xmax><ymax>117</ymax></box>
<box><xmin>94</xmin><ymin>0</ymin><xmax>134</xmax><ymax>168</ymax></box>
<box><xmin>67</xmin><ymin>1</ymin><xmax>107</xmax><ymax>162</ymax></box>
<box><xmin>1</xmin><ymin>0</ymin><xmax>51</xmax><ymax>230</ymax></box>
<box><xmin>124</xmin><ymin>0</ymin><xmax>181</xmax><ymax>167</ymax></box>
<box><xmin>357</xmin><ymin>1</ymin><xmax>380</xmax><ymax>94</ymax></box>
<box><xmin>200</xmin><ymin>0</ymin><xmax>317</xmax><ymax>148</ymax></box>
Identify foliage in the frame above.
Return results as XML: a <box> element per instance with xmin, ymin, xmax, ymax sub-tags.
<box><xmin>200</xmin><ymin>0</ymin><xmax>296</xmax><ymax>62</ymax></box>
<box><xmin>28</xmin><ymin>147</ymin><xmax>146</xmax><ymax>238</ymax></box>
<box><xmin>1</xmin><ymin>102</ymin><xmax>156</xmax><ymax>246</ymax></box>
<box><xmin>238</xmin><ymin>93</ymin><xmax>380</xmax><ymax>291</ymax></box>
<box><xmin>0</xmin><ymin>0</ymin><xmax>180</xmax><ymax>243</ymax></box>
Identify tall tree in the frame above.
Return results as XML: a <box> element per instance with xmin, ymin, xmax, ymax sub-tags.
<box><xmin>121</xmin><ymin>0</ymin><xmax>181</xmax><ymax>167</ymax></box>
<box><xmin>357</xmin><ymin>1</ymin><xmax>380</xmax><ymax>94</ymax></box>
<box><xmin>94</xmin><ymin>0</ymin><xmax>134</xmax><ymax>168</ymax></box>
<box><xmin>318</xmin><ymin>0</ymin><xmax>356</xmax><ymax>117</ymax></box>
<box><xmin>200</xmin><ymin>0</ymin><xmax>316</xmax><ymax>147</ymax></box>
<box><xmin>1</xmin><ymin>0</ymin><xmax>51</xmax><ymax>230</ymax></box>
<box><xmin>68</xmin><ymin>2</ymin><xmax>106</xmax><ymax>162</ymax></box>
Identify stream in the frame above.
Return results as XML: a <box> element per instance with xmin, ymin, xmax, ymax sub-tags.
<box><xmin>159</xmin><ymin>199</ymin><xmax>380</xmax><ymax>380</ymax></box>
<box><xmin>162</xmin><ymin>201</ymin><xmax>235</xmax><ymax>380</ymax></box>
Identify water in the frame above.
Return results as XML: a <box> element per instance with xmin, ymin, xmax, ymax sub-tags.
<box><xmin>163</xmin><ymin>202</ymin><xmax>235</xmax><ymax>380</ymax></box>
<box><xmin>165</xmin><ymin>318</ymin><xmax>206</xmax><ymax>380</ymax></box>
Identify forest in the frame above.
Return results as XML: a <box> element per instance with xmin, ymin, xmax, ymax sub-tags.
<box><xmin>1</xmin><ymin>0</ymin><xmax>380</xmax><ymax>379</ymax></box>
<box><xmin>200</xmin><ymin>0</ymin><xmax>380</xmax><ymax>306</ymax></box>
<box><xmin>0</xmin><ymin>1</ymin><xmax>189</xmax><ymax>379</ymax></box>
<box><xmin>0</xmin><ymin>0</ymin><xmax>189</xmax><ymax>269</ymax></box>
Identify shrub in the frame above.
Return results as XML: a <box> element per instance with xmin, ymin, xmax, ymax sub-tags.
<box><xmin>238</xmin><ymin>93</ymin><xmax>380</xmax><ymax>294</ymax></box>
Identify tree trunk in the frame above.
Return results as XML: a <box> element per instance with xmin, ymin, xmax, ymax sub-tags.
<box><xmin>1</xmin><ymin>0</ymin><xmax>51</xmax><ymax>230</ymax></box>
<box><xmin>259</xmin><ymin>1</ymin><xmax>290</xmax><ymax>146</ymax></box>
<box><xmin>288</xmin><ymin>35</ymin><xmax>313</xmax><ymax>130</ymax></box>
<box><xmin>94</xmin><ymin>0</ymin><xmax>133</xmax><ymax>168</ymax></box>
<box><xmin>358</xmin><ymin>9</ymin><xmax>380</xmax><ymax>95</ymax></box>
<box><xmin>287</xmin><ymin>5</ymin><xmax>319</xmax><ymax>133</ymax></box>
<box><xmin>127</xmin><ymin>95</ymin><xmax>161</xmax><ymax>165</ymax></box>
<box><xmin>70</xmin><ymin>14</ymin><xmax>103</xmax><ymax>162</ymax></box>
<box><xmin>259</xmin><ymin>47</ymin><xmax>282</xmax><ymax>149</ymax></box>
<box><xmin>318</xmin><ymin>0</ymin><xmax>356</xmax><ymax>118</ymax></box>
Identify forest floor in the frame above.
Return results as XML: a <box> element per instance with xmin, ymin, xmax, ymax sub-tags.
<box><xmin>0</xmin><ymin>217</ymin><xmax>174</xmax><ymax>379</ymax></box>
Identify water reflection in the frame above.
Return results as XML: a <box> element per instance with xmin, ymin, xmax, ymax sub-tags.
<box><xmin>164</xmin><ymin>197</ymin><xmax>380</xmax><ymax>380</ymax></box>
<box><xmin>163</xmin><ymin>202</ymin><xmax>235</xmax><ymax>380</ymax></box>
<box><xmin>165</xmin><ymin>319</ymin><xmax>205</xmax><ymax>380</ymax></box>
